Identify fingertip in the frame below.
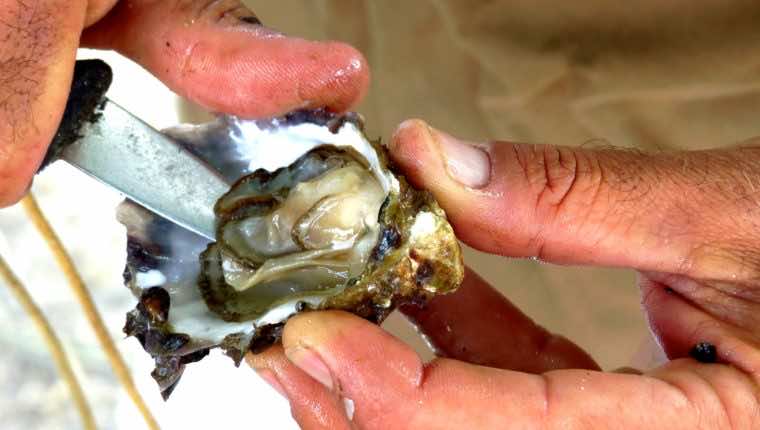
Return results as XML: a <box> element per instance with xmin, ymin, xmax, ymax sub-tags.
<box><xmin>245</xmin><ymin>344</ymin><xmax>285</xmax><ymax>370</ymax></box>
<box><xmin>391</xmin><ymin>120</ymin><xmax>508</xmax><ymax>252</ymax></box>
<box><xmin>391</xmin><ymin>119</ymin><xmax>493</xmax><ymax>194</ymax></box>
<box><xmin>390</xmin><ymin>119</ymin><xmax>441</xmax><ymax>188</ymax></box>
<box><xmin>283</xmin><ymin>311</ymin><xmax>424</xmax><ymax>395</ymax></box>
<box><xmin>246</xmin><ymin>343</ymin><xmax>353</xmax><ymax>428</ymax></box>
<box><xmin>0</xmin><ymin>145</ymin><xmax>44</xmax><ymax>207</ymax></box>
<box><xmin>0</xmin><ymin>177</ymin><xmax>30</xmax><ymax>208</ymax></box>
<box><xmin>83</xmin><ymin>2</ymin><xmax>371</xmax><ymax>118</ymax></box>
<box><xmin>281</xmin><ymin>312</ymin><xmax>369</xmax><ymax>393</ymax></box>
<box><xmin>311</xmin><ymin>41</ymin><xmax>371</xmax><ymax>112</ymax></box>
<box><xmin>282</xmin><ymin>310</ymin><xmax>358</xmax><ymax>351</ymax></box>
<box><xmin>168</xmin><ymin>36</ymin><xmax>370</xmax><ymax>118</ymax></box>
<box><xmin>391</xmin><ymin>119</ymin><xmax>433</xmax><ymax>155</ymax></box>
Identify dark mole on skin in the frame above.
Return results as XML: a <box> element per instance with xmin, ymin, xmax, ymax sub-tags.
<box><xmin>690</xmin><ymin>342</ymin><xmax>717</xmax><ymax>363</ymax></box>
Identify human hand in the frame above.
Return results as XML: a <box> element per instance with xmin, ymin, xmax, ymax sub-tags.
<box><xmin>0</xmin><ymin>0</ymin><xmax>368</xmax><ymax>206</ymax></box>
<box><xmin>247</xmin><ymin>120</ymin><xmax>760</xmax><ymax>428</ymax></box>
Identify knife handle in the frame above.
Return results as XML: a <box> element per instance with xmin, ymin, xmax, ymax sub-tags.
<box><xmin>38</xmin><ymin>59</ymin><xmax>113</xmax><ymax>172</ymax></box>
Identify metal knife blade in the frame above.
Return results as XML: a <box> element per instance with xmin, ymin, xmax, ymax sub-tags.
<box><xmin>39</xmin><ymin>59</ymin><xmax>228</xmax><ymax>240</ymax></box>
<box><xmin>57</xmin><ymin>98</ymin><xmax>229</xmax><ymax>240</ymax></box>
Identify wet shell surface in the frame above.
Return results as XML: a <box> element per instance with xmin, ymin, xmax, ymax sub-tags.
<box><xmin>118</xmin><ymin>110</ymin><xmax>464</xmax><ymax>399</ymax></box>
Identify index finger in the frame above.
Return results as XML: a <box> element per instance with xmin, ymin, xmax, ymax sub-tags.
<box><xmin>81</xmin><ymin>0</ymin><xmax>370</xmax><ymax>118</ymax></box>
<box><xmin>401</xmin><ymin>267</ymin><xmax>599</xmax><ymax>372</ymax></box>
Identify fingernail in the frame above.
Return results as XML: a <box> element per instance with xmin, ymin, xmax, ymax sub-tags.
<box><xmin>285</xmin><ymin>347</ymin><xmax>334</xmax><ymax>390</ymax></box>
<box><xmin>432</xmin><ymin>128</ymin><xmax>490</xmax><ymax>189</ymax></box>
<box><xmin>256</xmin><ymin>369</ymin><xmax>287</xmax><ymax>398</ymax></box>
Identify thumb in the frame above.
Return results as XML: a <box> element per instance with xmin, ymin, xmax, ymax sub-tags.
<box><xmin>0</xmin><ymin>0</ymin><xmax>102</xmax><ymax>206</ymax></box>
<box><xmin>282</xmin><ymin>311</ymin><xmax>423</xmax><ymax>415</ymax></box>
<box><xmin>390</xmin><ymin>120</ymin><xmax>760</xmax><ymax>280</ymax></box>
<box><xmin>278</xmin><ymin>310</ymin><xmax>532</xmax><ymax>428</ymax></box>
<box><xmin>275</xmin><ymin>311</ymin><xmax>753</xmax><ymax>429</ymax></box>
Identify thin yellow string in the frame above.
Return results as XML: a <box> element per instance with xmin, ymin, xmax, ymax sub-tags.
<box><xmin>21</xmin><ymin>194</ymin><xmax>160</xmax><ymax>430</ymax></box>
<box><xmin>0</xmin><ymin>254</ymin><xmax>97</xmax><ymax>430</ymax></box>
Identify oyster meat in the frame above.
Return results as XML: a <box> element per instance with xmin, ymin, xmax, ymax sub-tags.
<box><xmin>119</xmin><ymin>110</ymin><xmax>463</xmax><ymax>398</ymax></box>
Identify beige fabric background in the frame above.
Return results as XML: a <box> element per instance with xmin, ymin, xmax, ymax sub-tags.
<box><xmin>2</xmin><ymin>2</ymin><xmax>758</xmax><ymax>428</ymax></box>
<box><xmin>245</xmin><ymin>0</ymin><xmax>760</xmax><ymax>369</ymax></box>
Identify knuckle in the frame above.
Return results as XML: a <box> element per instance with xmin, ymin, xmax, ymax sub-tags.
<box><xmin>698</xmin><ymin>364</ymin><xmax>760</xmax><ymax>430</ymax></box>
<box><xmin>517</xmin><ymin>144</ymin><xmax>576</xmax><ymax>202</ymax></box>
<box><xmin>0</xmin><ymin>183</ymin><xmax>26</xmax><ymax>208</ymax></box>
<box><xmin>516</xmin><ymin>144</ymin><xmax>606</xmax><ymax>221</ymax></box>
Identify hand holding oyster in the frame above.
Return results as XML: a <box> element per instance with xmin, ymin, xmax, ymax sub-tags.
<box><xmin>119</xmin><ymin>110</ymin><xmax>463</xmax><ymax>398</ymax></box>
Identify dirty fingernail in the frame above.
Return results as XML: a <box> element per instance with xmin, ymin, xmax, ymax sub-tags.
<box><xmin>285</xmin><ymin>347</ymin><xmax>334</xmax><ymax>390</ymax></box>
<box><xmin>256</xmin><ymin>369</ymin><xmax>287</xmax><ymax>398</ymax></box>
<box><xmin>433</xmin><ymin>128</ymin><xmax>490</xmax><ymax>189</ymax></box>
<box><xmin>239</xmin><ymin>15</ymin><xmax>262</xmax><ymax>25</ymax></box>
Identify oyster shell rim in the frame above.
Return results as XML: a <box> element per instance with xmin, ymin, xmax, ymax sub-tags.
<box><xmin>119</xmin><ymin>109</ymin><xmax>464</xmax><ymax>399</ymax></box>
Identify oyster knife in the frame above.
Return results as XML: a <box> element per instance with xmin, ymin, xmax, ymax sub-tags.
<box><xmin>39</xmin><ymin>59</ymin><xmax>228</xmax><ymax>241</ymax></box>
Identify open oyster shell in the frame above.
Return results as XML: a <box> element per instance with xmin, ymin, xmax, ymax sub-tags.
<box><xmin>118</xmin><ymin>110</ymin><xmax>463</xmax><ymax>399</ymax></box>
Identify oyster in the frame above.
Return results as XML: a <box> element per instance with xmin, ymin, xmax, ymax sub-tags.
<box><xmin>119</xmin><ymin>110</ymin><xmax>463</xmax><ymax>398</ymax></box>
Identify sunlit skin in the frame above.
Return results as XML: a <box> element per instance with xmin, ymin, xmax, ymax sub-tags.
<box><xmin>3</xmin><ymin>1</ymin><xmax>760</xmax><ymax>428</ymax></box>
